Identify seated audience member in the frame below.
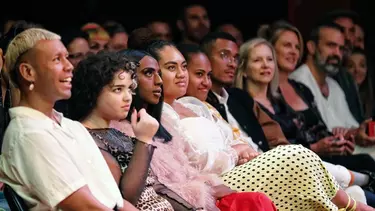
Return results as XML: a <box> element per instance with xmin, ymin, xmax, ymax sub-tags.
<box><xmin>145</xmin><ymin>39</ymin><xmax>368</xmax><ymax>210</ymax></box>
<box><xmin>60</xmin><ymin>27</ymin><xmax>90</xmax><ymax>68</ymax></box>
<box><xmin>147</xmin><ymin>21</ymin><xmax>173</xmax><ymax>42</ymax></box>
<box><xmin>103</xmin><ymin>21</ymin><xmax>128</xmax><ymax>51</ymax></box>
<box><xmin>216</xmin><ymin>23</ymin><xmax>244</xmax><ymax>46</ymax></box>
<box><xmin>81</xmin><ymin>22</ymin><xmax>110</xmax><ymax>54</ymax></box>
<box><xmin>321</xmin><ymin>10</ymin><xmax>364</xmax><ymax>123</ymax></box>
<box><xmin>0</xmin><ymin>28</ymin><xmax>136</xmax><ymax>210</ymax></box>
<box><xmin>176</xmin><ymin>4</ymin><xmax>211</xmax><ymax>45</ymax></box>
<box><xmin>110</xmin><ymin>49</ymin><xmax>277</xmax><ymax>211</ymax></box>
<box><xmin>288</xmin><ymin>22</ymin><xmax>375</xmax><ymax>158</ymax></box>
<box><xmin>347</xmin><ymin>48</ymin><xmax>373</xmax><ymax>118</ymax></box>
<box><xmin>68</xmin><ymin>51</ymin><xmax>174</xmax><ymax>210</ymax></box>
<box><xmin>354</xmin><ymin>24</ymin><xmax>365</xmax><ymax>50</ymax></box>
<box><xmin>127</xmin><ymin>27</ymin><xmax>158</xmax><ymax>50</ymax></box>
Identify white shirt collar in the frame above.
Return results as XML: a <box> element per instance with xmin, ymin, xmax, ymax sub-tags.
<box><xmin>213</xmin><ymin>88</ymin><xmax>229</xmax><ymax>104</ymax></box>
<box><xmin>9</xmin><ymin>106</ymin><xmax>64</xmax><ymax>125</ymax></box>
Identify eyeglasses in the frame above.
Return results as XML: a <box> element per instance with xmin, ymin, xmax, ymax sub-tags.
<box><xmin>219</xmin><ymin>50</ymin><xmax>239</xmax><ymax>64</ymax></box>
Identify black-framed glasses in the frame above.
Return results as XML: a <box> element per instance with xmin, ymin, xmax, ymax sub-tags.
<box><xmin>219</xmin><ymin>50</ymin><xmax>239</xmax><ymax>64</ymax></box>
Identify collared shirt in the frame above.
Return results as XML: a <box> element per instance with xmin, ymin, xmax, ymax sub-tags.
<box><xmin>0</xmin><ymin>107</ymin><xmax>123</xmax><ymax>210</ymax></box>
<box><xmin>213</xmin><ymin>89</ymin><xmax>261</xmax><ymax>152</ymax></box>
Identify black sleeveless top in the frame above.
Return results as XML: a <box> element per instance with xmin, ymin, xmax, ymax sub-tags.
<box><xmin>258</xmin><ymin>80</ymin><xmax>332</xmax><ymax>148</ymax></box>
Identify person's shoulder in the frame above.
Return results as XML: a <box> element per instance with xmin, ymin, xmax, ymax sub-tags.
<box><xmin>227</xmin><ymin>87</ymin><xmax>254</xmax><ymax>102</ymax></box>
<box><xmin>289</xmin><ymin>64</ymin><xmax>310</xmax><ymax>79</ymax></box>
<box><xmin>227</xmin><ymin>87</ymin><xmax>249</xmax><ymax>96</ymax></box>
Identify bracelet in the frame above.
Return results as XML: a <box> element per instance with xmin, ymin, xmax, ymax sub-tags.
<box><xmin>139</xmin><ymin>141</ymin><xmax>157</xmax><ymax>149</ymax></box>
<box><xmin>135</xmin><ymin>137</ymin><xmax>153</xmax><ymax>145</ymax></box>
<box><xmin>341</xmin><ymin>192</ymin><xmax>356</xmax><ymax>211</ymax></box>
<box><xmin>349</xmin><ymin>171</ymin><xmax>355</xmax><ymax>186</ymax></box>
<box><xmin>349</xmin><ymin>199</ymin><xmax>357</xmax><ymax>211</ymax></box>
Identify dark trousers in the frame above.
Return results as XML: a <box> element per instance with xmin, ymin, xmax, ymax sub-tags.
<box><xmin>321</xmin><ymin>154</ymin><xmax>375</xmax><ymax>172</ymax></box>
<box><xmin>365</xmin><ymin>190</ymin><xmax>375</xmax><ymax>207</ymax></box>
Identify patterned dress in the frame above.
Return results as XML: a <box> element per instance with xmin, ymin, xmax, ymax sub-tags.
<box><xmin>88</xmin><ymin>128</ymin><xmax>174</xmax><ymax>211</ymax></box>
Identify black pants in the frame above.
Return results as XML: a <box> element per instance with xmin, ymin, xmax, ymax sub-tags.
<box><xmin>321</xmin><ymin>154</ymin><xmax>375</xmax><ymax>172</ymax></box>
<box><xmin>365</xmin><ymin>190</ymin><xmax>375</xmax><ymax>208</ymax></box>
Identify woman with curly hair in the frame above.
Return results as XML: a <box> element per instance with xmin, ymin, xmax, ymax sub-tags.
<box><xmin>68</xmin><ymin>51</ymin><xmax>174</xmax><ymax>210</ymax></box>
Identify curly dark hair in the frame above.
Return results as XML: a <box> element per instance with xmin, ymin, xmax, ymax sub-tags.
<box><xmin>68</xmin><ymin>51</ymin><xmax>137</xmax><ymax>121</ymax></box>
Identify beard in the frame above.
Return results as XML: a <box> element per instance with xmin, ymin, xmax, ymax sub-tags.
<box><xmin>313</xmin><ymin>50</ymin><xmax>342</xmax><ymax>76</ymax></box>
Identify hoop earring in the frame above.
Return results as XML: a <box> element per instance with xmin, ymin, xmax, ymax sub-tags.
<box><xmin>29</xmin><ymin>83</ymin><xmax>34</xmax><ymax>91</ymax></box>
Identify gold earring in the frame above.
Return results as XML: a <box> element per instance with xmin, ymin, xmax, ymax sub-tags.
<box><xmin>29</xmin><ymin>83</ymin><xmax>34</xmax><ymax>91</ymax></box>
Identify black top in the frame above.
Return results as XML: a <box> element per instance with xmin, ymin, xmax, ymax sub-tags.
<box><xmin>88</xmin><ymin>128</ymin><xmax>154</xmax><ymax>203</ymax></box>
<box><xmin>0</xmin><ymin>75</ymin><xmax>11</xmax><ymax>151</ymax></box>
<box><xmin>333</xmin><ymin>68</ymin><xmax>364</xmax><ymax>123</ymax></box>
<box><xmin>258</xmin><ymin>80</ymin><xmax>332</xmax><ymax>148</ymax></box>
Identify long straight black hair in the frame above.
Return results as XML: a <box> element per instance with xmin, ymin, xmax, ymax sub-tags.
<box><xmin>118</xmin><ymin>49</ymin><xmax>172</xmax><ymax>142</ymax></box>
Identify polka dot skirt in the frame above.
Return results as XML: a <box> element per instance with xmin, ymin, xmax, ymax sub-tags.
<box><xmin>221</xmin><ymin>145</ymin><xmax>339</xmax><ymax>211</ymax></box>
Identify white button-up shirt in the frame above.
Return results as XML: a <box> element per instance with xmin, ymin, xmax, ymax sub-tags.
<box><xmin>0</xmin><ymin>107</ymin><xmax>123</xmax><ymax>210</ymax></box>
<box><xmin>213</xmin><ymin>89</ymin><xmax>261</xmax><ymax>152</ymax></box>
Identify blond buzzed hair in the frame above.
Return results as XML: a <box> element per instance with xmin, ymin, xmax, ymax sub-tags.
<box><xmin>5</xmin><ymin>28</ymin><xmax>61</xmax><ymax>88</ymax></box>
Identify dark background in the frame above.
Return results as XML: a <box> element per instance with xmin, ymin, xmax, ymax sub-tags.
<box><xmin>0</xmin><ymin>0</ymin><xmax>373</xmax><ymax>55</ymax></box>
<box><xmin>0</xmin><ymin>0</ymin><xmax>288</xmax><ymax>41</ymax></box>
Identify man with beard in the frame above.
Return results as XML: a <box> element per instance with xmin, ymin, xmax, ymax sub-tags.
<box><xmin>177</xmin><ymin>4</ymin><xmax>211</xmax><ymax>45</ymax></box>
<box><xmin>290</xmin><ymin>22</ymin><xmax>357</xmax><ymax>133</ymax></box>
<box><xmin>290</xmin><ymin>22</ymin><xmax>375</xmax><ymax>158</ymax></box>
<box><xmin>322</xmin><ymin>10</ymin><xmax>364</xmax><ymax>123</ymax></box>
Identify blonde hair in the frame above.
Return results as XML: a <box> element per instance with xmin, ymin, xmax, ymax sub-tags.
<box><xmin>235</xmin><ymin>37</ymin><xmax>279</xmax><ymax>99</ymax></box>
<box><xmin>5</xmin><ymin>28</ymin><xmax>61</xmax><ymax>88</ymax></box>
<box><xmin>257</xmin><ymin>20</ymin><xmax>304</xmax><ymax>62</ymax></box>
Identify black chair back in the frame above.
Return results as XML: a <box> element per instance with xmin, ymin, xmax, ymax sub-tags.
<box><xmin>3</xmin><ymin>185</ymin><xmax>27</xmax><ymax>211</ymax></box>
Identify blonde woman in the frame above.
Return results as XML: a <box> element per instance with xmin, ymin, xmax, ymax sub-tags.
<box><xmin>234</xmin><ymin>36</ymin><xmax>375</xmax><ymax>209</ymax></box>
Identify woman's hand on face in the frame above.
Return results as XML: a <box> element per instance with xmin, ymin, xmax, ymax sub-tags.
<box><xmin>131</xmin><ymin>108</ymin><xmax>159</xmax><ymax>144</ymax></box>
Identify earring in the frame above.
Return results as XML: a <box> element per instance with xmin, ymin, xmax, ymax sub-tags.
<box><xmin>29</xmin><ymin>83</ymin><xmax>34</xmax><ymax>91</ymax></box>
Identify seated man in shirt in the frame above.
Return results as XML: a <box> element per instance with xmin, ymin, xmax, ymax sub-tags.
<box><xmin>0</xmin><ymin>28</ymin><xmax>137</xmax><ymax>210</ymax></box>
<box><xmin>289</xmin><ymin>22</ymin><xmax>375</xmax><ymax>158</ymax></box>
